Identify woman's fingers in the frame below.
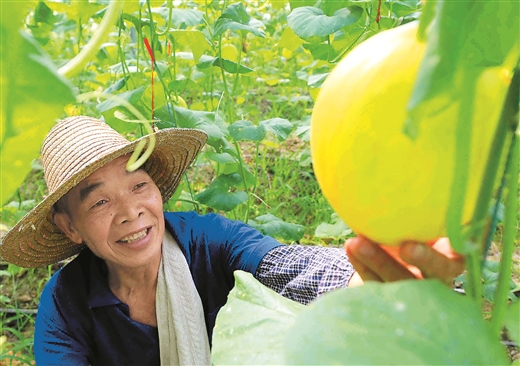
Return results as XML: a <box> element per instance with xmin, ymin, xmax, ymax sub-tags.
<box><xmin>400</xmin><ymin>239</ymin><xmax>465</xmax><ymax>285</ymax></box>
<box><xmin>345</xmin><ymin>237</ymin><xmax>416</xmax><ymax>283</ymax></box>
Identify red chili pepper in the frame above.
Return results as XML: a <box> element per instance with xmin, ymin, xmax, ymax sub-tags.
<box><xmin>143</xmin><ymin>38</ymin><xmax>155</xmax><ymax>121</ymax></box>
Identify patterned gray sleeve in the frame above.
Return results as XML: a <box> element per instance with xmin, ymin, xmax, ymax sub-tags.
<box><xmin>255</xmin><ymin>245</ymin><xmax>355</xmax><ymax>305</ymax></box>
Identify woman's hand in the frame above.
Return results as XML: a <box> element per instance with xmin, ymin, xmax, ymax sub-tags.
<box><xmin>345</xmin><ymin>236</ymin><xmax>465</xmax><ymax>287</ymax></box>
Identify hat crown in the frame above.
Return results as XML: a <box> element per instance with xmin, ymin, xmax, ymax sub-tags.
<box><xmin>41</xmin><ymin>116</ymin><xmax>129</xmax><ymax>194</ymax></box>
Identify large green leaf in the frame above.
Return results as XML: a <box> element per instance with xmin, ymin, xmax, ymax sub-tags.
<box><xmin>248</xmin><ymin>214</ymin><xmax>305</xmax><ymax>242</ymax></box>
<box><xmin>158</xmin><ymin>107</ymin><xmax>231</xmax><ymax>152</ymax></box>
<box><xmin>229</xmin><ymin>120</ymin><xmax>266</xmax><ymax>142</ymax></box>
<box><xmin>212</xmin><ymin>271</ymin><xmax>304</xmax><ymax>365</ymax></box>
<box><xmin>405</xmin><ymin>1</ymin><xmax>520</xmax><ymax>137</ymax></box>
<box><xmin>213</xmin><ymin>3</ymin><xmax>266</xmax><ymax>39</ymax></box>
<box><xmin>288</xmin><ymin>6</ymin><xmax>362</xmax><ymax>42</ymax></box>
<box><xmin>285</xmin><ymin>280</ymin><xmax>510</xmax><ymax>365</ymax></box>
<box><xmin>259</xmin><ymin>118</ymin><xmax>293</xmax><ymax>141</ymax></box>
<box><xmin>1</xmin><ymin>2</ymin><xmax>75</xmax><ymax>204</ymax></box>
<box><xmin>195</xmin><ymin>173</ymin><xmax>248</xmax><ymax>211</ymax></box>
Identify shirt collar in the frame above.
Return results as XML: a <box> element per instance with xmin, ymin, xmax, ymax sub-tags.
<box><xmin>87</xmin><ymin>250</ymin><xmax>123</xmax><ymax>309</ymax></box>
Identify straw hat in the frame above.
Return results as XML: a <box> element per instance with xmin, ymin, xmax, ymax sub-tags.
<box><xmin>0</xmin><ymin>116</ymin><xmax>207</xmax><ymax>268</ymax></box>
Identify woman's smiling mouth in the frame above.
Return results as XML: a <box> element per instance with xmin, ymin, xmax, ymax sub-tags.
<box><xmin>118</xmin><ymin>228</ymin><xmax>150</xmax><ymax>244</ymax></box>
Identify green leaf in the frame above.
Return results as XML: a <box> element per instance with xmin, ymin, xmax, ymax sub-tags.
<box><xmin>505</xmin><ymin>301</ymin><xmax>519</xmax><ymax>344</ymax></box>
<box><xmin>1</xmin><ymin>4</ymin><xmax>75</xmax><ymax>204</ymax></box>
<box><xmin>195</xmin><ymin>173</ymin><xmax>248</xmax><ymax>211</ymax></box>
<box><xmin>289</xmin><ymin>0</ymin><xmax>316</xmax><ymax>10</ymax></box>
<box><xmin>307</xmin><ymin>72</ymin><xmax>329</xmax><ymax>87</ymax></box>
<box><xmin>158</xmin><ymin>107</ymin><xmax>231</xmax><ymax>152</ymax></box>
<box><xmin>97</xmin><ymin>87</ymin><xmax>146</xmax><ymax>113</ymax></box>
<box><xmin>248</xmin><ymin>214</ymin><xmax>304</xmax><ymax>241</ymax></box>
<box><xmin>229</xmin><ymin>120</ymin><xmax>266</xmax><ymax>141</ymax></box>
<box><xmin>213</xmin><ymin>3</ymin><xmax>266</xmax><ymax>39</ymax></box>
<box><xmin>259</xmin><ymin>118</ymin><xmax>293</xmax><ymax>141</ymax></box>
<box><xmin>170</xmin><ymin>30</ymin><xmax>211</xmax><ymax>64</ymax></box>
<box><xmin>205</xmin><ymin>152</ymin><xmax>237</xmax><ymax>165</ymax></box>
<box><xmin>152</xmin><ymin>8</ymin><xmax>204</xmax><ymax>28</ymax></box>
<box><xmin>285</xmin><ymin>280</ymin><xmax>510</xmax><ymax>365</ymax></box>
<box><xmin>480</xmin><ymin>260</ymin><xmax>518</xmax><ymax>302</ymax></box>
<box><xmin>197</xmin><ymin>55</ymin><xmax>254</xmax><ymax>74</ymax></box>
<box><xmin>46</xmin><ymin>0</ymin><xmax>104</xmax><ymax>21</ymax></box>
<box><xmin>212</xmin><ymin>271</ymin><xmax>304</xmax><ymax>365</ymax></box>
<box><xmin>405</xmin><ymin>1</ymin><xmax>520</xmax><ymax>137</ymax></box>
<box><xmin>288</xmin><ymin>6</ymin><xmax>362</xmax><ymax>42</ymax></box>
<box><xmin>34</xmin><ymin>1</ymin><xmax>55</xmax><ymax>25</ymax></box>
<box><xmin>278</xmin><ymin>26</ymin><xmax>304</xmax><ymax>52</ymax></box>
<box><xmin>96</xmin><ymin>87</ymin><xmax>146</xmax><ymax>134</ymax></box>
<box><xmin>315</xmin><ymin>213</ymin><xmax>352</xmax><ymax>239</ymax></box>
<box><xmin>302</xmin><ymin>42</ymin><xmax>338</xmax><ymax>61</ymax></box>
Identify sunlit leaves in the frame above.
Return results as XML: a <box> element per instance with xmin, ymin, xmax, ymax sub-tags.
<box><xmin>213</xmin><ymin>3</ymin><xmax>266</xmax><ymax>38</ymax></box>
<box><xmin>285</xmin><ymin>280</ymin><xmax>510</xmax><ymax>365</ymax></box>
<box><xmin>171</xmin><ymin>30</ymin><xmax>211</xmax><ymax>63</ymax></box>
<box><xmin>212</xmin><ymin>271</ymin><xmax>304</xmax><ymax>365</ymax></box>
<box><xmin>1</xmin><ymin>2</ymin><xmax>75</xmax><ymax>204</ymax></box>
<box><xmin>278</xmin><ymin>27</ymin><xmax>304</xmax><ymax>52</ymax></box>
<box><xmin>45</xmin><ymin>0</ymin><xmax>104</xmax><ymax>21</ymax></box>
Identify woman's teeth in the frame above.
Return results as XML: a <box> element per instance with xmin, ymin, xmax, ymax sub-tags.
<box><xmin>120</xmin><ymin>229</ymin><xmax>147</xmax><ymax>243</ymax></box>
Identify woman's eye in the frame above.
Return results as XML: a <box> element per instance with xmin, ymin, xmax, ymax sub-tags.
<box><xmin>135</xmin><ymin>182</ymin><xmax>147</xmax><ymax>189</ymax></box>
<box><xmin>92</xmin><ymin>199</ymin><xmax>107</xmax><ymax>208</ymax></box>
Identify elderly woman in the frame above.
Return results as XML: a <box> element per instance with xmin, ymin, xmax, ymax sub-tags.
<box><xmin>0</xmin><ymin>116</ymin><xmax>464</xmax><ymax>365</ymax></box>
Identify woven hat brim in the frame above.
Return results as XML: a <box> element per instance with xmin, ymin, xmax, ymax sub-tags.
<box><xmin>0</xmin><ymin>128</ymin><xmax>207</xmax><ymax>268</ymax></box>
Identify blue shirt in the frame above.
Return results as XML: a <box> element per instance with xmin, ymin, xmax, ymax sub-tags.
<box><xmin>34</xmin><ymin>211</ymin><xmax>281</xmax><ymax>365</ymax></box>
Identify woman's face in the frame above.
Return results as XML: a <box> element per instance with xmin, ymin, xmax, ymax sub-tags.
<box><xmin>54</xmin><ymin>155</ymin><xmax>165</xmax><ymax>271</ymax></box>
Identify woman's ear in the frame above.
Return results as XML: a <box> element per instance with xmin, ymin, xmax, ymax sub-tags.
<box><xmin>54</xmin><ymin>213</ymin><xmax>83</xmax><ymax>245</ymax></box>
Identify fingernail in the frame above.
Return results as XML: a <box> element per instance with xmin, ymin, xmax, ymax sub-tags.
<box><xmin>412</xmin><ymin>243</ymin><xmax>427</xmax><ymax>260</ymax></box>
<box><xmin>358</xmin><ymin>239</ymin><xmax>375</xmax><ymax>257</ymax></box>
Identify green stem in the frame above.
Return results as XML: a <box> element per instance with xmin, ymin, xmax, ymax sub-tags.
<box><xmin>59</xmin><ymin>0</ymin><xmax>123</xmax><ymax>78</ymax></box>
<box><xmin>116</xmin><ymin>15</ymin><xmax>130</xmax><ymax>89</ymax></box>
<box><xmin>217</xmin><ymin>36</ymin><xmax>234</xmax><ymax>121</ymax></box>
<box><xmin>466</xmin><ymin>70</ymin><xmax>519</xmax><ymax>260</ymax></box>
<box><xmin>490</xmin><ymin>132</ymin><xmax>518</xmax><ymax>338</ymax></box>
<box><xmin>156</xmin><ymin>0</ymin><xmax>173</xmax><ymax>35</ymax></box>
<box><xmin>231</xmin><ymin>34</ymin><xmax>244</xmax><ymax>96</ymax></box>
<box><xmin>446</xmin><ymin>71</ymin><xmax>481</xmax><ymax>300</ymax></box>
<box><xmin>234</xmin><ymin>140</ymin><xmax>250</xmax><ymax>222</ymax></box>
<box><xmin>482</xmin><ymin>70</ymin><xmax>519</xmax><ymax>258</ymax></box>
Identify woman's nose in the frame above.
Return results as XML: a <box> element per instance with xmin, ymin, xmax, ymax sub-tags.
<box><xmin>116</xmin><ymin>200</ymin><xmax>143</xmax><ymax>224</ymax></box>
